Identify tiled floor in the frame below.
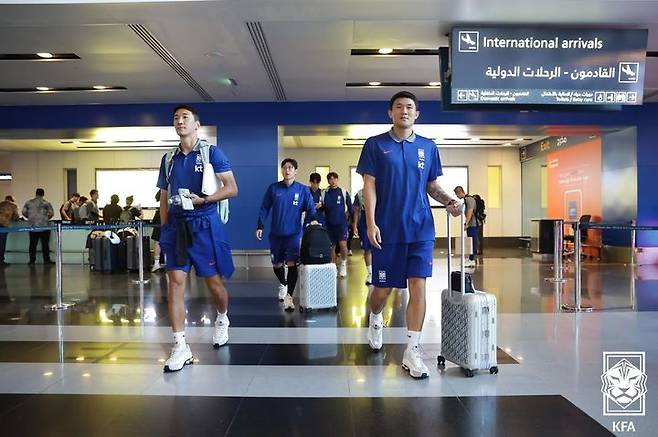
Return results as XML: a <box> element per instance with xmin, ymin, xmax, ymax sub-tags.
<box><xmin>0</xmin><ymin>248</ymin><xmax>656</xmax><ymax>436</ymax></box>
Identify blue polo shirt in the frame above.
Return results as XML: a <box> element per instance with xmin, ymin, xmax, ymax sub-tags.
<box><xmin>353</xmin><ymin>189</ymin><xmax>366</xmax><ymax>228</ymax></box>
<box><xmin>322</xmin><ymin>187</ymin><xmax>352</xmax><ymax>228</ymax></box>
<box><xmin>304</xmin><ymin>187</ymin><xmax>326</xmax><ymax>226</ymax></box>
<box><xmin>356</xmin><ymin>130</ymin><xmax>442</xmax><ymax>243</ymax></box>
<box><xmin>156</xmin><ymin>142</ymin><xmax>231</xmax><ymax>217</ymax></box>
<box><xmin>258</xmin><ymin>181</ymin><xmax>317</xmax><ymax>237</ymax></box>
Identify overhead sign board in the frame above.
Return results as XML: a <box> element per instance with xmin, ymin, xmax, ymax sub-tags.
<box><xmin>451</xmin><ymin>28</ymin><xmax>648</xmax><ymax>105</ymax></box>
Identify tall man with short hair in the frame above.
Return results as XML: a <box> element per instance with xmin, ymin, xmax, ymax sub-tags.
<box><xmin>357</xmin><ymin>91</ymin><xmax>462</xmax><ymax>379</ymax></box>
<box><xmin>256</xmin><ymin>159</ymin><xmax>317</xmax><ymax>310</ymax></box>
<box><xmin>322</xmin><ymin>172</ymin><xmax>352</xmax><ymax>278</ymax></box>
<box><xmin>157</xmin><ymin>104</ymin><xmax>238</xmax><ymax>373</ymax></box>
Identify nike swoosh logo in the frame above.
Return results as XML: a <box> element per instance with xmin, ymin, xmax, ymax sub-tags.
<box><xmin>382</xmin><ymin>150</ymin><xmax>392</xmax><ymax>154</ymax></box>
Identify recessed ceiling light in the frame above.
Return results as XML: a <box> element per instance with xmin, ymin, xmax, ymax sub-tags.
<box><xmin>35</xmin><ymin>86</ymin><xmax>50</xmax><ymax>91</ymax></box>
<box><xmin>378</xmin><ymin>48</ymin><xmax>393</xmax><ymax>55</ymax></box>
<box><xmin>516</xmin><ymin>137</ymin><xmax>524</xmax><ymax>141</ymax></box>
<box><xmin>471</xmin><ymin>137</ymin><xmax>480</xmax><ymax>142</ymax></box>
<box><xmin>428</xmin><ymin>81</ymin><xmax>441</xmax><ymax>87</ymax></box>
<box><xmin>368</xmin><ymin>81</ymin><xmax>382</xmax><ymax>86</ymax></box>
<box><xmin>93</xmin><ymin>85</ymin><xmax>109</xmax><ymax>90</ymax></box>
<box><xmin>36</xmin><ymin>52</ymin><xmax>53</xmax><ymax>59</ymax></box>
<box><xmin>503</xmin><ymin>142</ymin><xmax>512</xmax><ymax>146</ymax></box>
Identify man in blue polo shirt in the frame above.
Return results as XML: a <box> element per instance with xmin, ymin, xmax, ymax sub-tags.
<box><xmin>256</xmin><ymin>158</ymin><xmax>317</xmax><ymax>311</ymax></box>
<box><xmin>156</xmin><ymin>104</ymin><xmax>238</xmax><ymax>373</ymax></box>
<box><xmin>322</xmin><ymin>172</ymin><xmax>352</xmax><ymax>278</ymax></box>
<box><xmin>352</xmin><ymin>188</ymin><xmax>372</xmax><ymax>285</ymax></box>
<box><xmin>357</xmin><ymin>91</ymin><xmax>462</xmax><ymax>379</ymax></box>
<box><xmin>305</xmin><ymin>172</ymin><xmax>325</xmax><ymax>227</ymax></box>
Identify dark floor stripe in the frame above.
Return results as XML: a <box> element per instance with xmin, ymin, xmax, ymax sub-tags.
<box><xmin>0</xmin><ymin>394</ymin><xmax>613</xmax><ymax>437</ymax></box>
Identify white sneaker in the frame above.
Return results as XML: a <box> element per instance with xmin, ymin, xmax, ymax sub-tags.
<box><xmin>151</xmin><ymin>262</ymin><xmax>162</xmax><ymax>273</ymax></box>
<box><xmin>402</xmin><ymin>345</ymin><xmax>429</xmax><ymax>379</ymax></box>
<box><xmin>278</xmin><ymin>284</ymin><xmax>287</xmax><ymax>301</ymax></box>
<box><xmin>365</xmin><ymin>272</ymin><xmax>372</xmax><ymax>286</ymax></box>
<box><xmin>367</xmin><ymin>313</ymin><xmax>383</xmax><ymax>351</ymax></box>
<box><xmin>339</xmin><ymin>261</ymin><xmax>347</xmax><ymax>278</ymax></box>
<box><xmin>163</xmin><ymin>343</ymin><xmax>193</xmax><ymax>373</ymax></box>
<box><xmin>212</xmin><ymin>315</ymin><xmax>229</xmax><ymax>349</ymax></box>
<box><xmin>283</xmin><ymin>294</ymin><xmax>295</xmax><ymax>312</ymax></box>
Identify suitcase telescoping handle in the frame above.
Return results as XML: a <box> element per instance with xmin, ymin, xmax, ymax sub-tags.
<box><xmin>446</xmin><ymin>205</ymin><xmax>466</xmax><ymax>297</ymax></box>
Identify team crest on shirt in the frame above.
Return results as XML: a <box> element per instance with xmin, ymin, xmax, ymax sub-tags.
<box><xmin>196</xmin><ymin>154</ymin><xmax>203</xmax><ymax>164</ymax></box>
<box><xmin>293</xmin><ymin>192</ymin><xmax>299</xmax><ymax>206</ymax></box>
<box><xmin>417</xmin><ymin>148</ymin><xmax>425</xmax><ymax>170</ymax></box>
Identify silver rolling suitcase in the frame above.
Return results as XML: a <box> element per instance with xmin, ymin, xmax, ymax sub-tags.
<box><xmin>298</xmin><ymin>263</ymin><xmax>338</xmax><ymax>312</ymax></box>
<box><xmin>438</xmin><ymin>208</ymin><xmax>498</xmax><ymax>377</ymax></box>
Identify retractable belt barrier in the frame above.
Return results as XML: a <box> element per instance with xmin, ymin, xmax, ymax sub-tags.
<box><xmin>563</xmin><ymin>221</ymin><xmax>658</xmax><ymax>313</ymax></box>
<box><xmin>1</xmin><ymin>221</ymin><xmax>155</xmax><ymax>311</ymax></box>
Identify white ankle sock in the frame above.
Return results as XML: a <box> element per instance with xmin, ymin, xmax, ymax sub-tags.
<box><xmin>173</xmin><ymin>331</ymin><xmax>186</xmax><ymax>346</ymax></box>
<box><xmin>216</xmin><ymin>310</ymin><xmax>228</xmax><ymax>321</ymax></box>
<box><xmin>407</xmin><ymin>330</ymin><xmax>421</xmax><ymax>349</ymax></box>
<box><xmin>370</xmin><ymin>311</ymin><xmax>383</xmax><ymax>326</ymax></box>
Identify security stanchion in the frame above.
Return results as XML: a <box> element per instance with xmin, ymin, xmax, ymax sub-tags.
<box><xmin>545</xmin><ymin>219</ymin><xmax>566</xmax><ymax>283</ymax></box>
<box><xmin>132</xmin><ymin>221</ymin><xmax>150</xmax><ymax>285</ymax></box>
<box><xmin>561</xmin><ymin>222</ymin><xmax>593</xmax><ymax>313</ymax></box>
<box><xmin>46</xmin><ymin>222</ymin><xmax>75</xmax><ymax>311</ymax></box>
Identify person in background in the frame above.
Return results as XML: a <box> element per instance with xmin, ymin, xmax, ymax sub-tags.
<box><xmin>151</xmin><ymin>191</ymin><xmax>165</xmax><ymax>272</ymax></box>
<box><xmin>103</xmin><ymin>194</ymin><xmax>122</xmax><ymax>224</ymax></box>
<box><xmin>305</xmin><ymin>172</ymin><xmax>325</xmax><ymax>227</ymax></box>
<box><xmin>454</xmin><ymin>186</ymin><xmax>478</xmax><ymax>268</ymax></box>
<box><xmin>59</xmin><ymin>193</ymin><xmax>80</xmax><ymax>221</ymax></box>
<box><xmin>73</xmin><ymin>196</ymin><xmax>88</xmax><ymax>223</ymax></box>
<box><xmin>0</xmin><ymin>195</ymin><xmax>20</xmax><ymax>267</ymax></box>
<box><xmin>85</xmin><ymin>189</ymin><xmax>101</xmax><ymax>222</ymax></box>
<box><xmin>22</xmin><ymin>188</ymin><xmax>55</xmax><ymax>265</ymax></box>
<box><xmin>322</xmin><ymin>172</ymin><xmax>352</xmax><ymax>278</ymax></box>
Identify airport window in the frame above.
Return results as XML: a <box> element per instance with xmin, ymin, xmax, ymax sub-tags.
<box><xmin>315</xmin><ymin>166</ymin><xmax>330</xmax><ymax>189</ymax></box>
<box><xmin>540</xmin><ymin>165</ymin><xmax>548</xmax><ymax>209</ymax></box>
<box><xmin>487</xmin><ymin>166</ymin><xmax>502</xmax><ymax>208</ymax></box>
<box><xmin>432</xmin><ymin>166</ymin><xmax>468</xmax><ymax>207</ymax></box>
<box><xmin>350</xmin><ymin>166</ymin><xmax>363</xmax><ymax>198</ymax></box>
<box><xmin>95</xmin><ymin>169</ymin><xmax>160</xmax><ymax>208</ymax></box>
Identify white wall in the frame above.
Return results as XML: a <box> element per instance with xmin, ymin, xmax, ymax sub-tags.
<box><xmin>7</xmin><ymin>150</ymin><xmax>165</xmax><ymax>212</ymax></box>
<box><xmin>283</xmin><ymin>146</ymin><xmax>522</xmax><ymax>237</ymax></box>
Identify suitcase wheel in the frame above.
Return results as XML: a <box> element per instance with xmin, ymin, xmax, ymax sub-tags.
<box><xmin>489</xmin><ymin>366</ymin><xmax>499</xmax><ymax>375</ymax></box>
<box><xmin>463</xmin><ymin>368</ymin><xmax>474</xmax><ymax>378</ymax></box>
<box><xmin>437</xmin><ymin>355</ymin><xmax>446</xmax><ymax>367</ymax></box>
<box><xmin>331</xmin><ymin>306</ymin><xmax>338</xmax><ymax>312</ymax></box>
<box><xmin>299</xmin><ymin>306</ymin><xmax>305</xmax><ymax>313</ymax></box>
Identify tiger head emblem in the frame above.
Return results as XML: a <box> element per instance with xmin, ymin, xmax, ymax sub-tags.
<box><xmin>600</xmin><ymin>358</ymin><xmax>647</xmax><ymax>408</ymax></box>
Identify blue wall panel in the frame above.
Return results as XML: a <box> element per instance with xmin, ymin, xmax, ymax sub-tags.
<box><xmin>1</xmin><ymin>101</ymin><xmax>657</xmax><ymax>248</ymax></box>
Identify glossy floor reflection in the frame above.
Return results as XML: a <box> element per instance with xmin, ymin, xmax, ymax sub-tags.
<box><xmin>0</xmin><ymin>248</ymin><xmax>656</xmax><ymax>435</ymax></box>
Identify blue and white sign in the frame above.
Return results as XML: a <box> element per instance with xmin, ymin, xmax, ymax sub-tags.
<box><xmin>451</xmin><ymin>27</ymin><xmax>648</xmax><ymax>105</ymax></box>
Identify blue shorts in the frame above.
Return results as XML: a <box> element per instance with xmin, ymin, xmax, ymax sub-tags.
<box><xmin>160</xmin><ymin>214</ymin><xmax>235</xmax><ymax>278</ymax></box>
<box><xmin>328</xmin><ymin>225</ymin><xmax>348</xmax><ymax>246</ymax></box>
<box><xmin>269</xmin><ymin>233</ymin><xmax>302</xmax><ymax>264</ymax></box>
<box><xmin>358</xmin><ymin>223</ymin><xmax>372</xmax><ymax>251</ymax></box>
<box><xmin>372</xmin><ymin>241</ymin><xmax>434</xmax><ymax>289</ymax></box>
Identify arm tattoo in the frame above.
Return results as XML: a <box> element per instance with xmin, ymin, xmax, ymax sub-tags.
<box><xmin>427</xmin><ymin>180</ymin><xmax>453</xmax><ymax>206</ymax></box>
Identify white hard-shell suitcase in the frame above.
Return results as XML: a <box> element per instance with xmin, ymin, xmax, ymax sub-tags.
<box><xmin>438</xmin><ymin>208</ymin><xmax>498</xmax><ymax>377</ymax></box>
<box><xmin>298</xmin><ymin>263</ymin><xmax>338</xmax><ymax>312</ymax></box>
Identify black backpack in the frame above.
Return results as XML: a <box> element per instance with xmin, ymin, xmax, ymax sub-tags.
<box><xmin>300</xmin><ymin>225</ymin><xmax>332</xmax><ymax>264</ymax></box>
<box><xmin>471</xmin><ymin>194</ymin><xmax>486</xmax><ymax>225</ymax></box>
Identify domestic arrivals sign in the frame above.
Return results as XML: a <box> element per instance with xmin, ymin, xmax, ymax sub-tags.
<box><xmin>450</xmin><ymin>28</ymin><xmax>648</xmax><ymax>105</ymax></box>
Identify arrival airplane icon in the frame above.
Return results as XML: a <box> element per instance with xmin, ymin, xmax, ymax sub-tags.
<box><xmin>458</xmin><ymin>31</ymin><xmax>479</xmax><ymax>52</ymax></box>
<box><xmin>618</xmin><ymin>62</ymin><xmax>639</xmax><ymax>83</ymax></box>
